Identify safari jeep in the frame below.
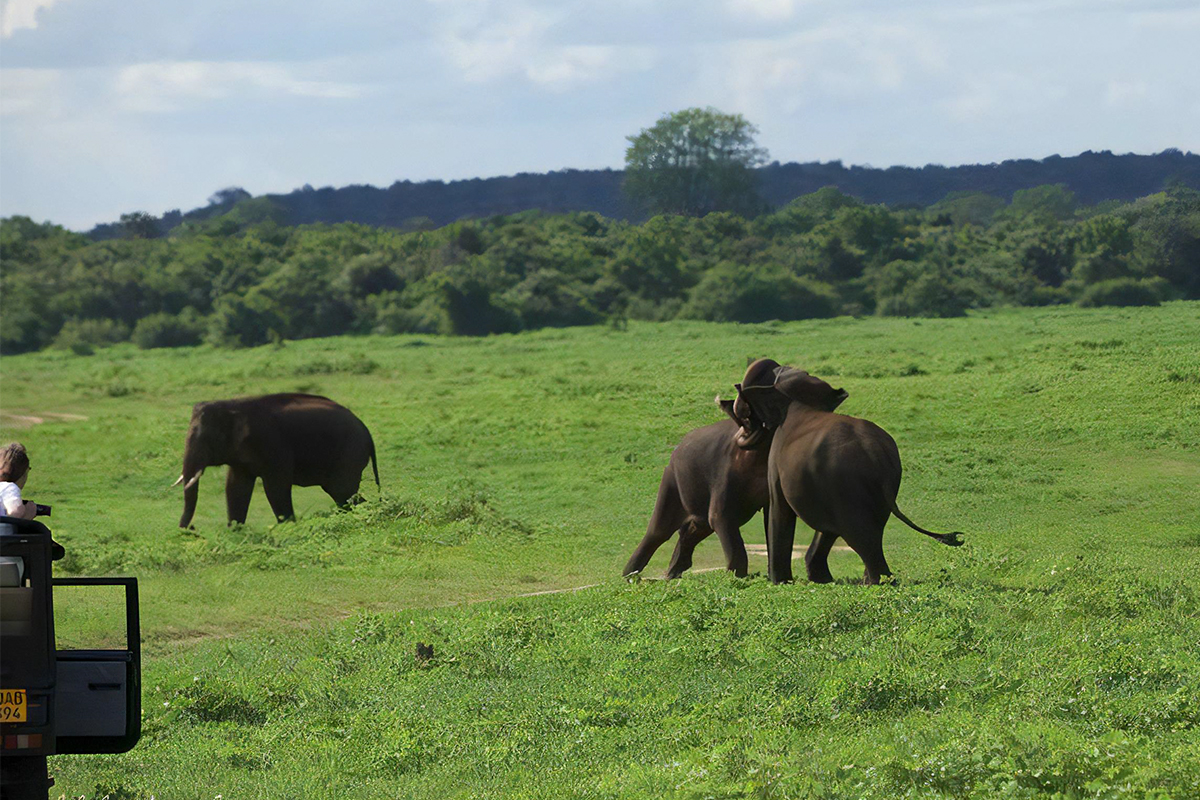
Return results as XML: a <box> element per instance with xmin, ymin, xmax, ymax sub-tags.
<box><xmin>0</xmin><ymin>517</ymin><xmax>140</xmax><ymax>799</ymax></box>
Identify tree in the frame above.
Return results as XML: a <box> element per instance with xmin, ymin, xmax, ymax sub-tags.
<box><xmin>208</xmin><ymin>187</ymin><xmax>252</xmax><ymax>207</ymax></box>
<box><xmin>624</xmin><ymin>107</ymin><xmax>768</xmax><ymax>217</ymax></box>
<box><xmin>1003</xmin><ymin>184</ymin><xmax>1077</xmax><ymax>223</ymax></box>
<box><xmin>119</xmin><ymin>211</ymin><xmax>160</xmax><ymax>239</ymax></box>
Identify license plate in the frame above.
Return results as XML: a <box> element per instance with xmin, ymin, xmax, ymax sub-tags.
<box><xmin>0</xmin><ymin>689</ymin><xmax>27</xmax><ymax>723</ymax></box>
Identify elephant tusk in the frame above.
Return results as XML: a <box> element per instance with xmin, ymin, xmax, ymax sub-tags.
<box><xmin>183</xmin><ymin>471</ymin><xmax>203</xmax><ymax>490</ymax></box>
<box><xmin>171</xmin><ymin>474</ymin><xmax>185</xmax><ymax>488</ymax></box>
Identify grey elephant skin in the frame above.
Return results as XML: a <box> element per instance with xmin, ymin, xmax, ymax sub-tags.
<box><xmin>623</xmin><ymin>359</ymin><xmax>847</xmax><ymax>580</ymax></box>
<box><xmin>174</xmin><ymin>393</ymin><xmax>379</xmax><ymax>527</ymax></box>
<box><xmin>733</xmin><ymin>360</ymin><xmax>963</xmax><ymax>585</ymax></box>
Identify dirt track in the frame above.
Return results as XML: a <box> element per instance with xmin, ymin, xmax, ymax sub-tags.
<box><xmin>0</xmin><ymin>411</ymin><xmax>88</xmax><ymax>429</ymax></box>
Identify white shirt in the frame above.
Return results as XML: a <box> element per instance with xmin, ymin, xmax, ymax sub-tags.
<box><xmin>0</xmin><ymin>481</ymin><xmax>26</xmax><ymax>584</ymax></box>
<box><xmin>0</xmin><ymin>481</ymin><xmax>23</xmax><ymax>516</ymax></box>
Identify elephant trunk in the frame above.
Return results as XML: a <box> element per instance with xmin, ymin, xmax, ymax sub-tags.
<box><xmin>179</xmin><ymin>479</ymin><xmax>200</xmax><ymax>528</ymax></box>
<box><xmin>732</xmin><ymin>385</ymin><xmax>750</xmax><ymax>423</ymax></box>
<box><xmin>178</xmin><ymin>446</ymin><xmax>205</xmax><ymax>528</ymax></box>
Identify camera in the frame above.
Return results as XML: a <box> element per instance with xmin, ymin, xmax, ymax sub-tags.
<box><xmin>34</xmin><ymin>503</ymin><xmax>51</xmax><ymax>517</ymax></box>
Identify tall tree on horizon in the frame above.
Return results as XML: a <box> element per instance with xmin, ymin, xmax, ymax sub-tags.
<box><xmin>623</xmin><ymin>107</ymin><xmax>769</xmax><ymax>217</ymax></box>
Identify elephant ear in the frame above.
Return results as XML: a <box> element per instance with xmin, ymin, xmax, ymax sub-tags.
<box><xmin>230</xmin><ymin>409</ymin><xmax>252</xmax><ymax>448</ymax></box>
<box><xmin>197</xmin><ymin>404</ymin><xmax>252</xmax><ymax>455</ymax></box>
<box><xmin>716</xmin><ymin>396</ymin><xmax>740</xmax><ymax>424</ymax></box>
<box><xmin>734</xmin><ymin>383</ymin><xmax>793</xmax><ymax>429</ymax></box>
<box><xmin>773</xmin><ymin>368</ymin><xmax>849</xmax><ymax>412</ymax></box>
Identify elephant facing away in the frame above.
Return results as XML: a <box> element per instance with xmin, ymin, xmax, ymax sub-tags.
<box><xmin>732</xmin><ymin>360</ymin><xmax>962</xmax><ymax>585</ymax></box>
<box><xmin>173</xmin><ymin>393</ymin><xmax>379</xmax><ymax>527</ymax></box>
<box><xmin>623</xmin><ymin>359</ymin><xmax>847</xmax><ymax>579</ymax></box>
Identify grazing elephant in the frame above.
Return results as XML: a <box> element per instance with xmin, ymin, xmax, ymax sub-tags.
<box><xmin>732</xmin><ymin>360</ymin><xmax>962</xmax><ymax>585</ymax></box>
<box><xmin>173</xmin><ymin>393</ymin><xmax>379</xmax><ymax>527</ymax></box>
<box><xmin>623</xmin><ymin>359</ymin><xmax>847</xmax><ymax>579</ymax></box>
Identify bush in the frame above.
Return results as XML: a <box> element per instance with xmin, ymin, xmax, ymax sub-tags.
<box><xmin>679</xmin><ymin>262</ymin><xmax>838</xmax><ymax>323</ymax></box>
<box><xmin>255</xmin><ymin>256</ymin><xmax>354</xmax><ymax>340</ymax></box>
<box><xmin>368</xmin><ymin>294</ymin><xmax>445</xmax><ymax>336</ymax></box>
<box><xmin>206</xmin><ymin>292</ymin><xmax>283</xmax><ymax>348</ymax></box>
<box><xmin>132</xmin><ymin>311</ymin><xmax>205</xmax><ymax>349</ymax></box>
<box><xmin>1076</xmin><ymin>277</ymin><xmax>1168</xmax><ymax>308</ymax></box>
<box><xmin>337</xmin><ymin>253</ymin><xmax>404</xmax><ymax>298</ymax></box>
<box><xmin>871</xmin><ymin>260</ymin><xmax>975</xmax><ymax>318</ymax></box>
<box><xmin>53</xmin><ymin>318</ymin><xmax>130</xmax><ymax>354</ymax></box>
<box><xmin>501</xmin><ymin>270</ymin><xmax>601</xmax><ymax>329</ymax></box>
<box><xmin>0</xmin><ymin>278</ymin><xmax>60</xmax><ymax>354</ymax></box>
<box><xmin>434</xmin><ymin>268</ymin><xmax>521</xmax><ymax>336</ymax></box>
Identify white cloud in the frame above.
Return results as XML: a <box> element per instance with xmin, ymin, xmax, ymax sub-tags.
<box><xmin>113</xmin><ymin>61</ymin><xmax>368</xmax><ymax>112</ymax></box>
<box><xmin>523</xmin><ymin>45</ymin><xmax>622</xmax><ymax>90</ymax></box>
<box><xmin>725</xmin><ymin>0</ymin><xmax>799</xmax><ymax>22</ymax></box>
<box><xmin>0</xmin><ymin>67</ymin><xmax>62</xmax><ymax>115</ymax></box>
<box><xmin>438</xmin><ymin>2</ymin><xmax>558</xmax><ymax>82</ymax></box>
<box><xmin>435</xmin><ymin>1</ymin><xmax>652</xmax><ymax>89</ymax></box>
<box><xmin>1</xmin><ymin>0</ymin><xmax>63</xmax><ymax>38</ymax></box>
<box><xmin>944</xmin><ymin>72</ymin><xmax>1069</xmax><ymax>124</ymax></box>
<box><xmin>1104</xmin><ymin>80</ymin><xmax>1150</xmax><ymax>107</ymax></box>
<box><xmin>700</xmin><ymin>18</ymin><xmax>949</xmax><ymax>120</ymax></box>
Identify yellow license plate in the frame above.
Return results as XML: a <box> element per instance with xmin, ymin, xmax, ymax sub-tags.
<box><xmin>0</xmin><ymin>689</ymin><xmax>27</xmax><ymax>723</ymax></box>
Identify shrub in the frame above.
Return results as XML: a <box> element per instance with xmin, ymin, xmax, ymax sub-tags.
<box><xmin>0</xmin><ymin>277</ymin><xmax>63</xmax><ymax>354</ymax></box>
<box><xmin>369</xmin><ymin>294</ymin><xmax>445</xmax><ymax>336</ymax></box>
<box><xmin>338</xmin><ymin>253</ymin><xmax>404</xmax><ymax>298</ymax></box>
<box><xmin>53</xmin><ymin>318</ymin><xmax>129</xmax><ymax>354</ymax></box>
<box><xmin>871</xmin><ymin>260</ymin><xmax>975</xmax><ymax>318</ymax></box>
<box><xmin>132</xmin><ymin>311</ymin><xmax>205</xmax><ymax>349</ymax></box>
<box><xmin>501</xmin><ymin>270</ymin><xmax>601</xmax><ymax>329</ymax></box>
<box><xmin>206</xmin><ymin>292</ymin><xmax>283</xmax><ymax>348</ymax></box>
<box><xmin>433</xmin><ymin>268</ymin><xmax>521</xmax><ymax>336</ymax></box>
<box><xmin>1076</xmin><ymin>277</ymin><xmax>1168</xmax><ymax>308</ymax></box>
<box><xmin>679</xmin><ymin>262</ymin><xmax>838</xmax><ymax>323</ymax></box>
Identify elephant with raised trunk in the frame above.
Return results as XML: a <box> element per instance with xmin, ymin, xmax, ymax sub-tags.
<box><xmin>732</xmin><ymin>359</ymin><xmax>963</xmax><ymax>585</ymax></box>
<box><xmin>623</xmin><ymin>359</ymin><xmax>847</xmax><ymax>580</ymax></box>
<box><xmin>174</xmin><ymin>393</ymin><xmax>379</xmax><ymax>527</ymax></box>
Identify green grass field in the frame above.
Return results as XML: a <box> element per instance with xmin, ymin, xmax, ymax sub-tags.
<box><xmin>2</xmin><ymin>303</ymin><xmax>1199</xmax><ymax>798</ymax></box>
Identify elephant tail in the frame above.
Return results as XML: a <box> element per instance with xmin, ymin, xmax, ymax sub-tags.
<box><xmin>366</xmin><ymin>431</ymin><xmax>380</xmax><ymax>490</ymax></box>
<box><xmin>890</xmin><ymin>502</ymin><xmax>963</xmax><ymax>546</ymax></box>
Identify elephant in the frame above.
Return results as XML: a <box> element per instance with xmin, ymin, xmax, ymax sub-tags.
<box><xmin>732</xmin><ymin>360</ymin><xmax>963</xmax><ymax>585</ymax></box>
<box><xmin>623</xmin><ymin>359</ymin><xmax>847</xmax><ymax>579</ymax></box>
<box><xmin>173</xmin><ymin>393</ymin><xmax>379</xmax><ymax>528</ymax></box>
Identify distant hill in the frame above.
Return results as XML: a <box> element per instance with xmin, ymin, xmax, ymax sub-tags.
<box><xmin>88</xmin><ymin>149</ymin><xmax>1199</xmax><ymax>239</ymax></box>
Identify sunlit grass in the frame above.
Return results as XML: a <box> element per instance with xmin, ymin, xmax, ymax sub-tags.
<box><xmin>1</xmin><ymin>302</ymin><xmax>1198</xmax><ymax>797</ymax></box>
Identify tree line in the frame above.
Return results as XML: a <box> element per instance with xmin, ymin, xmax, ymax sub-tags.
<box><xmin>2</xmin><ymin>182</ymin><xmax>1197</xmax><ymax>354</ymax></box>
<box><xmin>83</xmin><ymin>150</ymin><xmax>1200</xmax><ymax>242</ymax></box>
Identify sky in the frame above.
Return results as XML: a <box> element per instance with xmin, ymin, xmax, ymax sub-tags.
<box><xmin>1</xmin><ymin>0</ymin><xmax>1198</xmax><ymax>231</ymax></box>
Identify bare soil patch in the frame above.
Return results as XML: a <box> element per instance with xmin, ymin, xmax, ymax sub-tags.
<box><xmin>0</xmin><ymin>411</ymin><xmax>88</xmax><ymax>429</ymax></box>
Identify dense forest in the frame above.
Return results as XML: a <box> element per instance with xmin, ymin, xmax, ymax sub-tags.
<box><xmin>84</xmin><ymin>150</ymin><xmax>1200</xmax><ymax>240</ymax></box>
<box><xmin>2</xmin><ymin>181</ymin><xmax>1197</xmax><ymax>354</ymax></box>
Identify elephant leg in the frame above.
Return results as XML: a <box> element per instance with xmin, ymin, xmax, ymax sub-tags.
<box><xmin>225</xmin><ymin>467</ymin><xmax>256</xmax><ymax>526</ymax></box>
<box><xmin>665</xmin><ymin>521</ymin><xmax>710</xmax><ymax>578</ymax></box>
<box><xmin>262</xmin><ymin>475</ymin><xmax>296</xmax><ymax>522</ymax></box>
<box><xmin>844</xmin><ymin>525</ymin><xmax>891</xmax><ymax>585</ymax></box>
<box><xmin>623</xmin><ymin>473</ymin><xmax>685</xmax><ymax>577</ymax></box>
<box><xmin>761</xmin><ymin>506</ymin><xmax>770</xmax><ymax>551</ymax></box>
<box><xmin>711</xmin><ymin>520</ymin><xmax>748</xmax><ymax>577</ymax></box>
<box><xmin>624</xmin><ymin>525</ymin><xmax>678</xmax><ymax>577</ymax></box>
<box><xmin>323</xmin><ymin>473</ymin><xmax>363</xmax><ymax>509</ymax></box>
<box><xmin>804</xmin><ymin>530</ymin><xmax>837</xmax><ymax>584</ymax></box>
<box><xmin>767</xmin><ymin>481</ymin><xmax>797</xmax><ymax>584</ymax></box>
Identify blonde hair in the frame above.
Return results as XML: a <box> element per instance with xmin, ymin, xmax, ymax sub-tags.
<box><xmin>0</xmin><ymin>443</ymin><xmax>30</xmax><ymax>482</ymax></box>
